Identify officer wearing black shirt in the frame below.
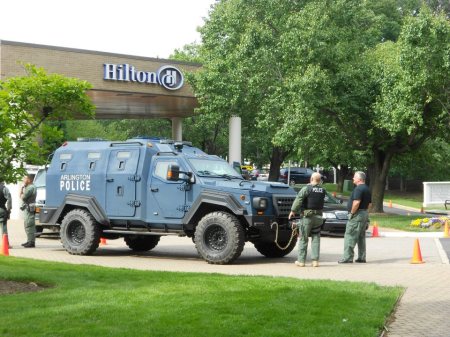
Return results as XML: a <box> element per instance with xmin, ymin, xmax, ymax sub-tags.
<box><xmin>338</xmin><ymin>171</ymin><xmax>372</xmax><ymax>263</ymax></box>
<box><xmin>289</xmin><ymin>172</ymin><xmax>326</xmax><ymax>267</ymax></box>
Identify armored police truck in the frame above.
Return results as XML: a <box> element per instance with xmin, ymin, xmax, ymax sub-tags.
<box><xmin>40</xmin><ymin>138</ymin><xmax>297</xmax><ymax>264</ymax></box>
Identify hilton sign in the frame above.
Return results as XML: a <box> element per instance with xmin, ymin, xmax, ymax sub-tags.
<box><xmin>103</xmin><ymin>63</ymin><xmax>184</xmax><ymax>91</ymax></box>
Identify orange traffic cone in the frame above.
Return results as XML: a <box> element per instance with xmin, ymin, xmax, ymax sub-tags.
<box><xmin>444</xmin><ymin>221</ymin><xmax>449</xmax><ymax>238</ymax></box>
<box><xmin>410</xmin><ymin>238</ymin><xmax>424</xmax><ymax>264</ymax></box>
<box><xmin>388</xmin><ymin>200</ymin><xmax>392</xmax><ymax>208</ymax></box>
<box><xmin>100</xmin><ymin>237</ymin><xmax>107</xmax><ymax>245</ymax></box>
<box><xmin>372</xmin><ymin>222</ymin><xmax>380</xmax><ymax>238</ymax></box>
<box><xmin>1</xmin><ymin>234</ymin><xmax>9</xmax><ymax>256</ymax></box>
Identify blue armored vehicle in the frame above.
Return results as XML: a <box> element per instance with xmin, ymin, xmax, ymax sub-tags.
<box><xmin>40</xmin><ymin>138</ymin><xmax>297</xmax><ymax>264</ymax></box>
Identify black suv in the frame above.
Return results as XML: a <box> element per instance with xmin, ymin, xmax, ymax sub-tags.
<box><xmin>279</xmin><ymin>167</ymin><xmax>319</xmax><ymax>184</ymax></box>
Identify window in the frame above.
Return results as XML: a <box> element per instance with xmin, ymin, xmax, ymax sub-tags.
<box><xmin>117</xmin><ymin>151</ymin><xmax>131</xmax><ymax>159</ymax></box>
<box><xmin>59</xmin><ymin>153</ymin><xmax>72</xmax><ymax>160</ymax></box>
<box><xmin>88</xmin><ymin>152</ymin><xmax>101</xmax><ymax>159</ymax></box>
<box><xmin>154</xmin><ymin>160</ymin><xmax>181</xmax><ymax>181</ymax></box>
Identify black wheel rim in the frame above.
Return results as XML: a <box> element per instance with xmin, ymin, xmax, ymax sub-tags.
<box><xmin>204</xmin><ymin>225</ymin><xmax>227</xmax><ymax>251</ymax></box>
<box><xmin>67</xmin><ymin>220</ymin><xmax>85</xmax><ymax>245</ymax></box>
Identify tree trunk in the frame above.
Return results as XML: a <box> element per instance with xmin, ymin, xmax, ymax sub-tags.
<box><xmin>268</xmin><ymin>146</ymin><xmax>289</xmax><ymax>181</ymax></box>
<box><xmin>368</xmin><ymin>149</ymin><xmax>394</xmax><ymax>213</ymax></box>
<box><xmin>336</xmin><ymin>165</ymin><xmax>350</xmax><ymax>193</ymax></box>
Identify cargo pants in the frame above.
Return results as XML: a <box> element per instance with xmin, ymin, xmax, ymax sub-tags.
<box><xmin>343</xmin><ymin>210</ymin><xmax>369</xmax><ymax>261</ymax></box>
<box><xmin>24</xmin><ymin>208</ymin><xmax>36</xmax><ymax>244</ymax></box>
<box><xmin>297</xmin><ymin>214</ymin><xmax>322</xmax><ymax>263</ymax></box>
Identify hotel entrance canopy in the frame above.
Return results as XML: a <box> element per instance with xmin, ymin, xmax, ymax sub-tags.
<box><xmin>0</xmin><ymin>40</ymin><xmax>199</xmax><ymax>120</ymax></box>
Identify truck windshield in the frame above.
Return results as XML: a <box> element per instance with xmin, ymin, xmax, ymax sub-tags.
<box><xmin>189</xmin><ymin>159</ymin><xmax>243</xmax><ymax>179</ymax></box>
<box><xmin>33</xmin><ymin>169</ymin><xmax>46</xmax><ymax>187</ymax></box>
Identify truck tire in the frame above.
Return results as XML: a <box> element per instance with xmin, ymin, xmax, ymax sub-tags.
<box><xmin>195</xmin><ymin>211</ymin><xmax>245</xmax><ymax>265</ymax></box>
<box><xmin>124</xmin><ymin>235</ymin><xmax>160</xmax><ymax>251</ymax></box>
<box><xmin>60</xmin><ymin>209</ymin><xmax>101</xmax><ymax>255</ymax></box>
<box><xmin>254</xmin><ymin>239</ymin><xmax>297</xmax><ymax>258</ymax></box>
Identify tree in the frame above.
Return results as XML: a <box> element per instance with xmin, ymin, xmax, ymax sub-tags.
<box><xmin>389</xmin><ymin>138</ymin><xmax>450</xmax><ymax>188</ymax></box>
<box><xmin>188</xmin><ymin>0</ymin><xmax>306</xmax><ymax>180</ymax></box>
<box><xmin>365</xmin><ymin>7</ymin><xmax>449</xmax><ymax>210</ymax></box>
<box><xmin>0</xmin><ymin>64</ymin><xmax>94</xmax><ymax>182</ymax></box>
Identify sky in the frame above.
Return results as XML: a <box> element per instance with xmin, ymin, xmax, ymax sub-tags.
<box><xmin>0</xmin><ymin>0</ymin><xmax>216</xmax><ymax>59</ymax></box>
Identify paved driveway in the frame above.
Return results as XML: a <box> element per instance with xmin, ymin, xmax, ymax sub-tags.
<box><xmin>4</xmin><ymin>219</ymin><xmax>450</xmax><ymax>337</ymax></box>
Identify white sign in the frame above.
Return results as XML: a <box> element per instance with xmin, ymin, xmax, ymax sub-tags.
<box><xmin>103</xmin><ymin>63</ymin><xmax>184</xmax><ymax>90</ymax></box>
<box><xmin>423</xmin><ymin>182</ymin><xmax>450</xmax><ymax>207</ymax></box>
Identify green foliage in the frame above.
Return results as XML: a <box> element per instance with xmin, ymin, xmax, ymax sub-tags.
<box><xmin>0</xmin><ymin>257</ymin><xmax>402</xmax><ymax>337</ymax></box>
<box><xmin>62</xmin><ymin>119</ymin><xmax>173</xmax><ymax>141</ymax></box>
<box><xmin>171</xmin><ymin>43</ymin><xmax>203</xmax><ymax>63</ymax></box>
<box><xmin>0</xmin><ymin>64</ymin><xmax>94</xmax><ymax>182</ymax></box>
<box><xmin>390</xmin><ymin>138</ymin><xmax>450</xmax><ymax>181</ymax></box>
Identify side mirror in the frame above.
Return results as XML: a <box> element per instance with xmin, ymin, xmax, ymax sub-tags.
<box><xmin>167</xmin><ymin>164</ymin><xmax>180</xmax><ymax>181</ymax></box>
<box><xmin>232</xmin><ymin>161</ymin><xmax>242</xmax><ymax>174</ymax></box>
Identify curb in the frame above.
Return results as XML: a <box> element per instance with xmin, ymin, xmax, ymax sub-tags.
<box><xmin>376</xmin><ymin>231</ymin><xmax>446</xmax><ymax>238</ymax></box>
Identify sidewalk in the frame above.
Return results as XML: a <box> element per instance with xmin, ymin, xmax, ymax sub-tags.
<box><xmin>3</xmin><ymin>219</ymin><xmax>450</xmax><ymax>337</ymax></box>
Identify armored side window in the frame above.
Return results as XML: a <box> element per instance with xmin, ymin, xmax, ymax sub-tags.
<box><xmin>59</xmin><ymin>153</ymin><xmax>71</xmax><ymax>171</ymax></box>
<box><xmin>88</xmin><ymin>152</ymin><xmax>101</xmax><ymax>159</ymax></box>
<box><xmin>88</xmin><ymin>152</ymin><xmax>100</xmax><ymax>170</ymax></box>
<box><xmin>59</xmin><ymin>153</ymin><xmax>72</xmax><ymax>160</ymax></box>
<box><xmin>116</xmin><ymin>151</ymin><xmax>130</xmax><ymax>170</ymax></box>
<box><xmin>117</xmin><ymin>151</ymin><xmax>131</xmax><ymax>159</ymax></box>
<box><xmin>154</xmin><ymin>160</ymin><xmax>181</xmax><ymax>181</ymax></box>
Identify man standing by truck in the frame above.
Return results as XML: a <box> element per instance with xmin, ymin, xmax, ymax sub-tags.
<box><xmin>289</xmin><ymin>172</ymin><xmax>326</xmax><ymax>267</ymax></box>
<box><xmin>0</xmin><ymin>181</ymin><xmax>12</xmax><ymax>247</ymax></box>
<box><xmin>20</xmin><ymin>174</ymin><xmax>37</xmax><ymax>248</ymax></box>
<box><xmin>338</xmin><ymin>171</ymin><xmax>372</xmax><ymax>264</ymax></box>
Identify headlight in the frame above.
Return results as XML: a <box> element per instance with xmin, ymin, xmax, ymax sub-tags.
<box><xmin>252</xmin><ymin>197</ymin><xmax>269</xmax><ymax>211</ymax></box>
<box><xmin>322</xmin><ymin>212</ymin><xmax>337</xmax><ymax>219</ymax></box>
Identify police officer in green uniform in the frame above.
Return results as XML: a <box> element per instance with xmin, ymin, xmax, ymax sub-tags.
<box><xmin>289</xmin><ymin>172</ymin><xmax>326</xmax><ymax>267</ymax></box>
<box><xmin>0</xmin><ymin>181</ymin><xmax>12</xmax><ymax>247</ymax></box>
<box><xmin>338</xmin><ymin>171</ymin><xmax>372</xmax><ymax>264</ymax></box>
<box><xmin>20</xmin><ymin>174</ymin><xmax>37</xmax><ymax>248</ymax></box>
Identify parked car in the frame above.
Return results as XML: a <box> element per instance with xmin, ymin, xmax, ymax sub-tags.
<box><xmin>256</xmin><ymin>169</ymin><xmax>269</xmax><ymax>181</ymax></box>
<box><xmin>321</xmin><ymin>192</ymin><xmax>369</xmax><ymax>236</ymax></box>
<box><xmin>280</xmin><ymin>167</ymin><xmax>326</xmax><ymax>185</ymax></box>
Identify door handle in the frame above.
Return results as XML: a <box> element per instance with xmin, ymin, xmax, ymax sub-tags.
<box><xmin>151</xmin><ymin>188</ymin><xmax>159</xmax><ymax>192</ymax></box>
<box><xmin>106</xmin><ymin>178</ymin><xmax>114</xmax><ymax>182</ymax></box>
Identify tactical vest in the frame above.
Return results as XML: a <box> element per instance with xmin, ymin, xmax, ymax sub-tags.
<box><xmin>23</xmin><ymin>185</ymin><xmax>37</xmax><ymax>204</ymax></box>
<box><xmin>302</xmin><ymin>184</ymin><xmax>325</xmax><ymax>210</ymax></box>
<box><xmin>0</xmin><ymin>183</ymin><xmax>6</xmax><ymax>210</ymax></box>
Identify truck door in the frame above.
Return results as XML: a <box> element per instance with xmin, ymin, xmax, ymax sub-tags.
<box><xmin>149</xmin><ymin>157</ymin><xmax>187</xmax><ymax>219</ymax></box>
<box><xmin>106</xmin><ymin>149</ymin><xmax>140</xmax><ymax>217</ymax></box>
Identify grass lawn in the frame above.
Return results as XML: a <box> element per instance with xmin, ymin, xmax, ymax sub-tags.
<box><xmin>370</xmin><ymin>213</ymin><xmax>449</xmax><ymax>231</ymax></box>
<box><xmin>324</xmin><ymin>184</ymin><xmax>447</xmax><ymax>211</ymax></box>
<box><xmin>370</xmin><ymin>214</ymin><xmax>429</xmax><ymax>231</ymax></box>
<box><xmin>0</xmin><ymin>257</ymin><xmax>402</xmax><ymax>337</ymax></box>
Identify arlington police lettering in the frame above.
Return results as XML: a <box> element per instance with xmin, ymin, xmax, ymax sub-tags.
<box><xmin>60</xmin><ymin>174</ymin><xmax>91</xmax><ymax>191</ymax></box>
